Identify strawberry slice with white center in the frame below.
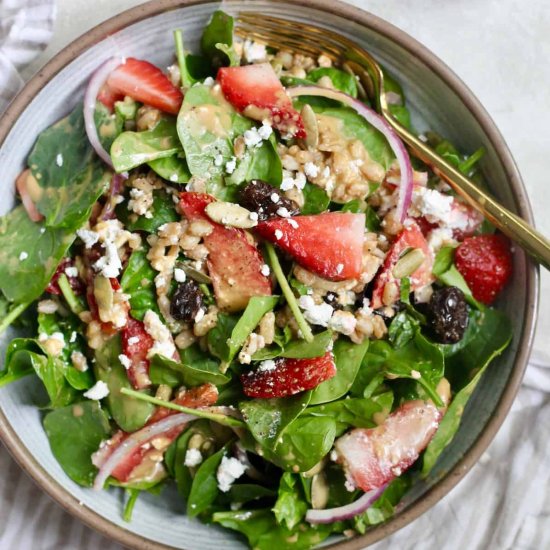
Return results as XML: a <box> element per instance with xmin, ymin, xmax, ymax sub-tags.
<box><xmin>180</xmin><ymin>192</ymin><xmax>272</xmax><ymax>312</ymax></box>
<box><xmin>217</xmin><ymin>63</ymin><xmax>305</xmax><ymax>137</ymax></box>
<box><xmin>334</xmin><ymin>400</ymin><xmax>441</xmax><ymax>492</ymax></box>
<box><xmin>370</xmin><ymin>220</ymin><xmax>434</xmax><ymax>309</ymax></box>
<box><xmin>106</xmin><ymin>58</ymin><xmax>183</xmax><ymax>115</ymax></box>
<box><xmin>255</xmin><ymin>212</ymin><xmax>365</xmax><ymax>281</ymax></box>
<box><xmin>241</xmin><ymin>352</ymin><xmax>336</xmax><ymax>398</ymax></box>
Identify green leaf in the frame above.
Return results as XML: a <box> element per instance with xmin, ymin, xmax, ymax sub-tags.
<box><xmin>229</xmin><ymin>484</ymin><xmax>276</xmax><ymax>504</ymax></box>
<box><xmin>273</xmin><ymin>473</ymin><xmax>307</xmax><ymax>530</ymax></box>
<box><xmin>28</xmin><ymin>104</ymin><xmax>111</xmax><ymax>228</ymax></box>
<box><xmin>201</xmin><ymin>10</ymin><xmax>238</xmax><ymax>68</ymax></box>
<box><xmin>310</xmin><ymin>339</ymin><xmax>370</xmax><ymax>405</ymax></box>
<box><xmin>388</xmin><ymin>310</ymin><xmax>419</xmax><ymax>348</ymax></box>
<box><xmin>207</xmin><ymin>313</ymin><xmax>239</xmax><ymax>362</ymax></box>
<box><xmin>301</xmin><ymin>183</ymin><xmax>330</xmax><ymax>215</ymax></box>
<box><xmin>94</xmin><ymin>101</ymin><xmax>123</xmax><ymax>152</ymax></box>
<box><xmin>120</xmin><ymin>247</ymin><xmax>159</xmax><ymax>320</ymax></box>
<box><xmin>110</xmin><ymin>117</ymin><xmax>181</xmax><ymax>172</ymax></box>
<box><xmin>0</xmin><ymin>338</ymin><xmax>35</xmax><ymax>387</ymax></box>
<box><xmin>307</xmin><ymin>67</ymin><xmax>358</xmax><ymax>97</ymax></box>
<box><xmin>187</xmin><ymin>444</ymin><xmax>227</xmax><ymax>517</ymax></box>
<box><xmin>173</xmin><ymin>29</ymin><xmax>197</xmax><ymax>88</ymax></box>
<box><xmin>148</xmin><ymin>154</ymin><xmax>191</xmax><ymax>184</ymax></box>
<box><xmin>226</xmin><ymin>296</ymin><xmax>279</xmax><ymax>361</ymax></box>
<box><xmin>422</xmin><ymin>308</ymin><xmax>512</xmax><ymax>474</ymax></box>
<box><xmin>215</xmin><ymin>43</ymin><xmax>240</xmax><ymax>67</ymax></box>
<box><xmin>240</xmin><ymin>392</ymin><xmax>311</xmax><ymax>450</ymax></box>
<box><xmin>254</xmin><ymin>330</ymin><xmax>333</xmax><ymax>361</ymax></box>
<box><xmin>149</xmin><ymin>348</ymin><xmax>229</xmax><ymax>387</ymax></box>
<box><xmin>0</xmin><ymin>206</ymin><xmax>74</xmax><ymax>303</ymax></box>
<box><xmin>43</xmin><ymin>401</ymin><xmax>111</xmax><ymax>486</ymax></box>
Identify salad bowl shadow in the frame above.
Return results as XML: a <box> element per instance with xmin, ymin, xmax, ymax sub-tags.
<box><xmin>0</xmin><ymin>0</ymin><xmax>538</xmax><ymax>549</ymax></box>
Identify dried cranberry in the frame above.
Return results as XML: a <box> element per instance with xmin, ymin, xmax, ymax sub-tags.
<box><xmin>240</xmin><ymin>180</ymin><xmax>300</xmax><ymax>221</ymax></box>
<box><xmin>428</xmin><ymin>286</ymin><xmax>469</xmax><ymax>344</ymax></box>
<box><xmin>170</xmin><ymin>280</ymin><xmax>204</xmax><ymax>322</ymax></box>
<box><xmin>46</xmin><ymin>258</ymin><xmax>85</xmax><ymax>295</ymax></box>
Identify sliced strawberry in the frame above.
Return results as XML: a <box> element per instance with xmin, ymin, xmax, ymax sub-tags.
<box><xmin>370</xmin><ymin>221</ymin><xmax>434</xmax><ymax>309</ymax></box>
<box><xmin>255</xmin><ymin>212</ymin><xmax>365</xmax><ymax>281</ymax></box>
<box><xmin>455</xmin><ymin>234</ymin><xmax>512</xmax><ymax>304</ymax></box>
<box><xmin>97</xmin><ymin>84</ymin><xmax>124</xmax><ymax>111</ymax></box>
<box><xmin>106</xmin><ymin>58</ymin><xmax>183</xmax><ymax>115</ymax></box>
<box><xmin>121</xmin><ymin>317</ymin><xmax>155</xmax><ymax>390</ymax></box>
<box><xmin>180</xmin><ymin>192</ymin><xmax>272</xmax><ymax>312</ymax></box>
<box><xmin>241</xmin><ymin>352</ymin><xmax>336</xmax><ymax>398</ymax></box>
<box><xmin>334</xmin><ymin>400</ymin><xmax>441</xmax><ymax>492</ymax></box>
<box><xmin>217</xmin><ymin>63</ymin><xmax>305</xmax><ymax>137</ymax></box>
<box><xmin>46</xmin><ymin>258</ymin><xmax>85</xmax><ymax>296</ymax></box>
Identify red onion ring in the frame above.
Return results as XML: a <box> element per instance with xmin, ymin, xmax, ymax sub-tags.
<box><xmin>99</xmin><ymin>173</ymin><xmax>126</xmax><ymax>221</ymax></box>
<box><xmin>305</xmin><ymin>484</ymin><xmax>387</xmax><ymax>524</ymax></box>
<box><xmin>93</xmin><ymin>412</ymin><xmax>196</xmax><ymax>491</ymax></box>
<box><xmin>287</xmin><ymin>86</ymin><xmax>413</xmax><ymax>222</ymax></box>
<box><xmin>83</xmin><ymin>57</ymin><xmax>124</xmax><ymax>168</ymax></box>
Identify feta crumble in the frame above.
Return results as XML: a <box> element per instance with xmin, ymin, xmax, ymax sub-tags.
<box><xmin>19</xmin><ymin>251</ymin><xmax>28</xmax><ymax>261</ymax></box>
<box><xmin>65</xmin><ymin>266</ymin><xmax>78</xmax><ymax>278</ymax></box>
<box><xmin>276</xmin><ymin>207</ymin><xmax>291</xmax><ymax>218</ymax></box>
<box><xmin>335</xmin><ymin>263</ymin><xmax>344</xmax><ymax>275</ymax></box>
<box><xmin>84</xmin><ymin>380</ymin><xmax>110</xmax><ymax>401</ymax></box>
<box><xmin>194</xmin><ymin>308</ymin><xmax>205</xmax><ymax>323</ymax></box>
<box><xmin>270</xmin><ymin>192</ymin><xmax>280</xmax><ymax>204</ymax></box>
<box><xmin>260</xmin><ymin>264</ymin><xmax>270</xmax><ymax>277</ymax></box>
<box><xmin>304</xmin><ymin>162</ymin><xmax>320</xmax><ymax>178</ymax></box>
<box><xmin>118</xmin><ymin>354</ymin><xmax>132</xmax><ymax>370</ymax></box>
<box><xmin>274</xmin><ymin>229</ymin><xmax>283</xmax><ymax>240</ymax></box>
<box><xmin>287</xmin><ymin>219</ymin><xmax>299</xmax><ymax>229</ymax></box>
<box><xmin>143</xmin><ymin>310</ymin><xmax>176</xmax><ymax>359</ymax></box>
<box><xmin>257</xmin><ymin>122</ymin><xmax>273</xmax><ymax>140</ymax></box>
<box><xmin>411</xmin><ymin>187</ymin><xmax>453</xmax><ymax>224</ymax></box>
<box><xmin>243</xmin><ymin>127</ymin><xmax>263</xmax><ymax>148</ymax></box>
<box><xmin>184</xmin><ymin>448</ymin><xmax>203</xmax><ymax>467</ymax></box>
<box><xmin>94</xmin><ymin>240</ymin><xmax>122</xmax><ymax>278</ymax></box>
<box><xmin>217</xmin><ymin>456</ymin><xmax>247</xmax><ymax>492</ymax></box>
<box><xmin>225</xmin><ymin>156</ymin><xmax>237</xmax><ymax>174</ymax></box>
<box><xmin>258</xmin><ymin>359</ymin><xmax>277</xmax><ymax>372</ymax></box>
<box><xmin>76</xmin><ymin>229</ymin><xmax>99</xmax><ymax>248</ymax></box>
<box><xmin>243</xmin><ymin>39</ymin><xmax>268</xmax><ymax>63</ymax></box>
<box><xmin>55</xmin><ymin>153</ymin><xmax>64</xmax><ymax>167</ymax></box>
<box><xmin>214</xmin><ymin>154</ymin><xmax>224</xmax><ymax>167</ymax></box>
<box><xmin>174</xmin><ymin>268</ymin><xmax>186</xmax><ymax>283</ymax></box>
<box><xmin>127</xmin><ymin>336</ymin><xmax>140</xmax><ymax>345</ymax></box>
<box><xmin>298</xmin><ymin>295</ymin><xmax>334</xmax><ymax>327</ymax></box>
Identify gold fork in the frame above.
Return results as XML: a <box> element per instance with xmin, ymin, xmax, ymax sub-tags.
<box><xmin>236</xmin><ymin>13</ymin><xmax>550</xmax><ymax>271</ymax></box>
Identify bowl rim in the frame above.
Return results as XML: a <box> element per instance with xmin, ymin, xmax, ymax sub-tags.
<box><xmin>0</xmin><ymin>0</ymin><xmax>539</xmax><ymax>548</ymax></box>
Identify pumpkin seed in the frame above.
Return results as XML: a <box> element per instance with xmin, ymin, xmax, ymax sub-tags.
<box><xmin>205</xmin><ymin>201</ymin><xmax>258</xmax><ymax>229</ymax></box>
<box><xmin>392</xmin><ymin>247</ymin><xmax>426</xmax><ymax>279</ymax></box>
<box><xmin>176</xmin><ymin>262</ymin><xmax>212</xmax><ymax>285</ymax></box>
<box><xmin>300</xmin><ymin>103</ymin><xmax>319</xmax><ymax>149</ymax></box>
<box><xmin>311</xmin><ymin>472</ymin><xmax>330</xmax><ymax>510</ymax></box>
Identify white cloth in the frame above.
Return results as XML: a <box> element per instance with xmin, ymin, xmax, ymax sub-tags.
<box><xmin>0</xmin><ymin>2</ymin><xmax>548</xmax><ymax>549</ymax></box>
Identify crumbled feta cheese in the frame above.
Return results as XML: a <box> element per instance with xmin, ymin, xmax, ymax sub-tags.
<box><xmin>225</xmin><ymin>156</ymin><xmax>237</xmax><ymax>174</ymax></box>
<box><xmin>203</xmin><ymin>76</ymin><xmax>215</xmax><ymax>87</ymax></box>
<box><xmin>155</xmin><ymin>275</ymin><xmax>166</xmax><ymax>289</ymax></box>
<box><xmin>274</xmin><ymin>229</ymin><xmax>283</xmax><ymax>240</ymax></box>
<box><xmin>19</xmin><ymin>251</ymin><xmax>28</xmax><ymax>261</ymax></box>
<box><xmin>143</xmin><ymin>310</ymin><xmax>176</xmax><ymax>359</ymax></box>
<box><xmin>243</xmin><ymin>40</ymin><xmax>268</xmax><ymax>63</ymax></box>
<box><xmin>243</xmin><ymin>128</ymin><xmax>263</xmax><ymax>148</ymax></box>
<box><xmin>70</xmin><ymin>331</ymin><xmax>77</xmax><ymax>343</ymax></box>
<box><xmin>127</xmin><ymin>336</ymin><xmax>140</xmax><ymax>345</ymax></box>
<box><xmin>174</xmin><ymin>268</ymin><xmax>186</xmax><ymax>283</ymax></box>
<box><xmin>50</xmin><ymin>332</ymin><xmax>65</xmax><ymax>344</ymax></box>
<box><xmin>258</xmin><ymin>359</ymin><xmax>277</xmax><ymax>372</ymax></box>
<box><xmin>411</xmin><ymin>187</ymin><xmax>453</xmax><ymax>224</ymax></box>
<box><xmin>84</xmin><ymin>380</ymin><xmax>110</xmax><ymax>401</ymax></box>
<box><xmin>249</xmin><ymin>211</ymin><xmax>259</xmax><ymax>222</ymax></box>
<box><xmin>170</xmin><ymin>174</ymin><xmax>179</xmax><ymax>182</ymax></box>
<box><xmin>37</xmin><ymin>300</ymin><xmax>58</xmax><ymax>314</ymax></box>
<box><xmin>118</xmin><ymin>354</ymin><xmax>132</xmax><ymax>370</ymax></box>
<box><xmin>411</xmin><ymin>369</ymin><xmax>421</xmax><ymax>380</ymax></box>
<box><xmin>270</xmin><ymin>192</ymin><xmax>280</xmax><ymax>204</ymax></box>
<box><xmin>336</xmin><ymin>263</ymin><xmax>344</xmax><ymax>274</ymax></box>
<box><xmin>214</xmin><ymin>154</ymin><xmax>224</xmax><ymax>167</ymax></box>
<box><xmin>55</xmin><ymin>153</ymin><xmax>63</xmax><ymax>167</ymax></box>
<box><xmin>281</xmin><ymin>170</ymin><xmax>307</xmax><ymax>191</ymax></box>
<box><xmin>328</xmin><ymin>310</ymin><xmax>357</xmax><ymax>336</ymax></box>
<box><xmin>184</xmin><ymin>448</ymin><xmax>203</xmax><ymax>467</ymax></box>
<box><xmin>304</xmin><ymin>162</ymin><xmax>320</xmax><ymax>178</ymax></box>
<box><xmin>298</xmin><ymin>295</ymin><xmax>334</xmax><ymax>327</ymax></box>
<box><xmin>94</xmin><ymin>240</ymin><xmax>122</xmax><ymax>278</ymax></box>
<box><xmin>194</xmin><ymin>308</ymin><xmax>205</xmax><ymax>323</ymax></box>
<box><xmin>427</xmin><ymin>227</ymin><xmax>455</xmax><ymax>253</ymax></box>
<box><xmin>217</xmin><ymin>456</ymin><xmax>247</xmax><ymax>492</ymax></box>
<box><xmin>257</xmin><ymin>122</ymin><xmax>273</xmax><ymax>140</ymax></box>
<box><xmin>40</xmin><ymin>227</ymin><xmax>46</xmax><ymax>234</ymax></box>
<box><xmin>260</xmin><ymin>264</ymin><xmax>270</xmax><ymax>277</ymax></box>
<box><xmin>276</xmin><ymin>207</ymin><xmax>291</xmax><ymax>218</ymax></box>
<box><xmin>76</xmin><ymin>229</ymin><xmax>99</xmax><ymax>248</ymax></box>
<box><xmin>65</xmin><ymin>266</ymin><xmax>78</xmax><ymax>278</ymax></box>
<box><xmin>287</xmin><ymin>219</ymin><xmax>299</xmax><ymax>229</ymax></box>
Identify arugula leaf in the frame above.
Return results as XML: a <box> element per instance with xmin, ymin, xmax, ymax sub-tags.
<box><xmin>422</xmin><ymin>308</ymin><xmax>512</xmax><ymax>474</ymax></box>
<box><xmin>310</xmin><ymin>339</ymin><xmax>370</xmax><ymax>405</ymax></box>
<box><xmin>307</xmin><ymin>67</ymin><xmax>358</xmax><ymax>97</ymax></box>
<box><xmin>110</xmin><ymin>117</ymin><xmax>182</xmax><ymax>172</ymax></box>
<box><xmin>301</xmin><ymin>183</ymin><xmax>330</xmax><ymax>215</ymax></box>
<box><xmin>239</xmin><ymin>391</ymin><xmax>311</xmax><ymax>450</ymax></box>
<box><xmin>43</xmin><ymin>401</ymin><xmax>111</xmax><ymax>486</ymax></box>
<box><xmin>187</xmin><ymin>444</ymin><xmax>227</xmax><ymax>517</ymax></box>
<box><xmin>273</xmin><ymin>473</ymin><xmax>307</xmax><ymax>529</ymax></box>
<box><xmin>0</xmin><ymin>206</ymin><xmax>74</xmax><ymax>304</ymax></box>
<box><xmin>148</xmin><ymin>154</ymin><xmax>191</xmax><ymax>184</ymax></box>
<box><xmin>201</xmin><ymin>10</ymin><xmax>238</xmax><ymax>68</ymax></box>
<box><xmin>149</xmin><ymin>347</ymin><xmax>230</xmax><ymax>387</ymax></box>
<box><xmin>120</xmin><ymin>248</ymin><xmax>159</xmax><ymax>320</ymax></box>
<box><xmin>28</xmin><ymin>104</ymin><xmax>110</xmax><ymax>228</ymax></box>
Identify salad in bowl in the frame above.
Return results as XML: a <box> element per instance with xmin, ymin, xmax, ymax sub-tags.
<box><xmin>0</xmin><ymin>9</ymin><xmax>514</xmax><ymax>549</ymax></box>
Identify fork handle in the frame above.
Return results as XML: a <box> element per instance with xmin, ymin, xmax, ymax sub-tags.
<box><xmin>385</xmin><ymin>116</ymin><xmax>550</xmax><ymax>271</ymax></box>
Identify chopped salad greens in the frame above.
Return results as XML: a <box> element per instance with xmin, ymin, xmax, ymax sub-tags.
<box><xmin>0</xmin><ymin>10</ymin><xmax>514</xmax><ymax>548</ymax></box>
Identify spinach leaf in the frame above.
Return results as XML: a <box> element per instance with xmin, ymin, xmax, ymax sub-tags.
<box><xmin>0</xmin><ymin>338</ymin><xmax>35</xmax><ymax>387</ymax></box>
<box><xmin>43</xmin><ymin>401</ymin><xmax>111</xmax><ymax>486</ymax></box>
<box><xmin>307</xmin><ymin>67</ymin><xmax>358</xmax><ymax>97</ymax></box>
<box><xmin>213</xmin><ymin>509</ymin><xmax>332</xmax><ymax>550</ymax></box>
<box><xmin>301</xmin><ymin>183</ymin><xmax>330</xmax><ymax>215</ymax></box>
<box><xmin>207</xmin><ymin>313</ymin><xmax>239</xmax><ymax>362</ymax></box>
<box><xmin>110</xmin><ymin>117</ymin><xmax>181</xmax><ymax>172</ymax></box>
<box><xmin>116</xmin><ymin>188</ymin><xmax>178</xmax><ymax>233</ymax></box>
<box><xmin>310</xmin><ymin>339</ymin><xmax>370</xmax><ymax>405</ymax></box>
<box><xmin>120</xmin><ymin>247</ymin><xmax>159</xmax><ymax>320</ymax></box>
<box><xmin>148</xmin><ymin>154</ymin><xmax>191</xmax><ymax>184</ymax></box>
<box><xmin>422</xmin><ymin>308</ymin><xmax>512</xmax><ymax>474</ymax></box>
<box><xmin>94</xmin><ymin>101</ymin><xmax>123</xmax><ymax>151</ymax></box>
<box><xmin>201</xmin><ymin>10</ymin><xmax>238</xmax><ymax>68</ymax></box>
<box><xmin>229</xmin><ymin>484</ymin><xmax>276</xmax><ymax>504</ymax></box>
<box><xmin>149</xmin><ymin>349</ymin><xmax>229</xmax><ymax>387</ymax></box>
<box><xmin>251</xmin><ymin>330</ymin><xmax>332</xmax><ymax>361</ymax></box>
<box><xmin>388</xmin><ymin>310</ymin><xmax>419</xmax><ymax>348</ymax></box>
<box><xmin>28</xmin><ymin>104</ymin><xmax>110</xmax><ymax>228</ymax></box>
<box><xmin>240</xmin><ymin>391</ymin><xmax>311</xmax><ymax>450</ymax></box>
<box><xmin>173</xmin><ymin>29</ymin><xmax>197</xmax><ymax>88</ymax></box>
<box><xmin>187</xmin><ymin>444</ymin><xmax>227</xmax><ymax>517</ymax></box>
<box><xmin>0</xmin><ymin>206</ymin><xmax>74</xmax><ymax>304</ymax></box>
<box><xmin>273</xmin><ymin>473</ymin><xmax>307</xmax><ymax>529</ymax></box>
<box><xmin>226</xmin><ymin>296</ymin><xmax>279</xmax><ymax>360</ymax></box>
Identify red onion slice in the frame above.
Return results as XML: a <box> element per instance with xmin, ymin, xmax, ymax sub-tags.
<box><xmin>305</xmin><ymin>484</ymin><xmax>387</xmax><ymax>524</ymax></box>
<box><xmin>93</xmin><ymin>412</ymin><xmax>196</xmax><ymax>491</ymax></box>
<box><xmin>99</xmin><ymin>173</ymin><xmax>126</xmax><ymax>221</ymax></box>
<box><xmin>287</xmin><ymin>86</ymin><xmax>413</xmax><ymax>222</ymax></box>
<box><xmin>83</xmin><ymin>57</ymin><xmax>124</xmax><ymax>169</ymax></box>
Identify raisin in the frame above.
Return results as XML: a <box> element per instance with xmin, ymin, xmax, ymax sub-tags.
<box><xmin>240</xmin><ymin>180</ymin><xmax>300</xmax><ymax>221</ymax></box>
<box><xmin>428</xmin><ymin>286</ymin><xmax>469</xmax><ymax>344</ymax></box>
<box><xmin>323</xmin><ymin>292</ymin><xmax>343</xmax><ymax>310</ymax></box>
<box><xmin>170</xmin><ymin>280</ymin><xmax>204</xmax><ymax>322</ymax></box>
